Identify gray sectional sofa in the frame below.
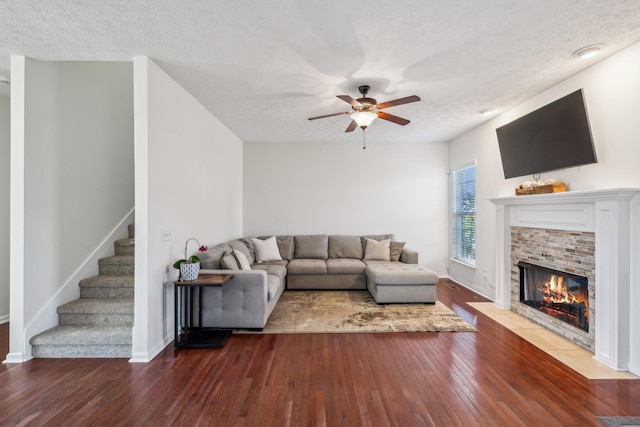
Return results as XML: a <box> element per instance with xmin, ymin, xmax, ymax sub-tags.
<box><xmin>197</xmin><ymin>234</ymin><xmax>438</xmax><ymax>330</ymax></box>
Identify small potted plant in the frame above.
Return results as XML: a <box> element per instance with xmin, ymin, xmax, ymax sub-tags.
<box><xmin>173</xmin><ymin>238</ymin><xmax>208</xmax><ymax>281</ymax></box>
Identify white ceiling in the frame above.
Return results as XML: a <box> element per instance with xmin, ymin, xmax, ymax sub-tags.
<box><xmin>2</xmin><ymin>1</ymin><xmax>640</xmax><ymax>145</ymax></box>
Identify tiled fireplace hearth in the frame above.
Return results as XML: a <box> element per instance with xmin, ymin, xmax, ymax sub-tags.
<box><xmin>491</xmin><ymin>188</ymin><xmax>640</xmax><ymax>374</ymax></box>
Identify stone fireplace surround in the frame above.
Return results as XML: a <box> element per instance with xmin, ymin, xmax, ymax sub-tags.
<box><xmin>511</xmin><ymin>227</ymin><xmax>595</xmax><ymax>351</ymax></box>
<box><xmin>491</xmin><ymin>188</ymin><xmax>640</xmax><ymax>374</ymax></box>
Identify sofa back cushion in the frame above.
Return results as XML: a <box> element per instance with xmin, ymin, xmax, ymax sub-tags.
<box><xmin>294</xmin><ymin>234</ymin><xmax>328</xmax><ymax>259</ymax></box>
<box><xmin>200</xmin><ymin>243</ymin><xmax>232</xmax><ymax>269</ymax></box>
<box><xmin>328</xmin><ymin>235</ymin><xmax>363</xmax><ymax>259</ymax></box>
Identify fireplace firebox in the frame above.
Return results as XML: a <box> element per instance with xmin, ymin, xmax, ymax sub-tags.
<box><xmin>518</xmin><ymin>262</ymin><xmax>589</xmax><ymax>332</ymax></box>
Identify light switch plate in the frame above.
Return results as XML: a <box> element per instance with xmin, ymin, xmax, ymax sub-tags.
<box><xmin>161</xmin><ymin>229</ymin><xmax>173</xmax><ymax>242</ymax></box>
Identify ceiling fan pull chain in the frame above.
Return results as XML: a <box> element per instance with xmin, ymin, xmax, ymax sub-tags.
<box><xmin>362</xmin><ymin>129</ymin><xmax>366</xmax><ymax>149</ymax></box>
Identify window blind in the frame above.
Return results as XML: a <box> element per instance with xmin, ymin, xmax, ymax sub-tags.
<box><xmin>451</xmin><ymin>164</ymin><xmax>476</xmax><ymax>265</ymax></box>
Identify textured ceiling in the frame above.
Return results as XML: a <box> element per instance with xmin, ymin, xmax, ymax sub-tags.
<box><xmin>2</xmin><ymin>1</ymin><xmax>640</xmax><ymax>144</ymax></box>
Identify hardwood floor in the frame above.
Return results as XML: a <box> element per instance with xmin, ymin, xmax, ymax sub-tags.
<box><xmin>1</xmin><ymin>280</ymin><xmax>639</xmax><ymax>426</ymax></box>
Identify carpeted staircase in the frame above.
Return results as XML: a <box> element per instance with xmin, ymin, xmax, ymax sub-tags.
<box><xmin>30</xmin><ymin>224</ymin><xmax>135</xmax><ymax>358</ymax></box>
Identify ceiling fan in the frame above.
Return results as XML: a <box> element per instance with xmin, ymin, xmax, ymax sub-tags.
<box><xmin>308</xmin><ymin>85</ymin><xmax>421</xmax><ymax>132</ymax></box>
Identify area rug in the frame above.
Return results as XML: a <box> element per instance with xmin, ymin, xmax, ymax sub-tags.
<box><xmin>239</xmin><ymin>290</ymin><xmax>476</xmax><ymax>334</ymax></box>
<box><xmin>597</xmin><ymin>417</ymin><xmax>640</xmax><ymax>427</ymax></box>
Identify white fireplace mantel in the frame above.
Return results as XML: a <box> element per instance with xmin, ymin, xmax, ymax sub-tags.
<box><xmin>490</xmin><ymin>188</ymin><xmax>640</xmax><ymax>373</ymax></box>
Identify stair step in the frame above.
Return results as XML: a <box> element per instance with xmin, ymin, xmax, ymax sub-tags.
<box><xmin>58</xmin><ymin>298</ymin><xmax>134</xmax><ymax>326</ymax></box>
<box><xmin>30</xmin><ymin>325</ymin><xmax>132</xmax><ymax>358</ymax></box>
<box><xmin>31</xmin><ymin>224</ymin><xmax>137</xmax><ymax>358</ymax></box>
<box><xmin>99</xmin><ymin>255</ymin><xmax>134</xmax><ymax>275</ymax></box>
<box><xmin>114</xmin><ymin>238</ymin><xmax>135</xmax><ymax>256</ymax></box>
<box><xmin>79</xmin><ymin>275</ymin><xmax>134</xmax><ymax>298</ymax></box>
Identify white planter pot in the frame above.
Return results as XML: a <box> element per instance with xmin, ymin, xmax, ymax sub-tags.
<box><xmin>180</xmin><ymin>261</ymin><xmax>200</xmax><ymax>281</ymax></box>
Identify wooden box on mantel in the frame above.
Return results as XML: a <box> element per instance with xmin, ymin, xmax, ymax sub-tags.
<box><xmin>515</xmin><ymin>182</ymin><xmax>566</xmax><ymax>196</ymax></box>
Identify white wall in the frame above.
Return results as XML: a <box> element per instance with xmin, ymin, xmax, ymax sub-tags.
<box><xmin>132</xmin><ymin>58</ymin><xmax>243</xmax><ymax>362</ymax></box>
<box><xmin>7</xmin><ymin>58</ymin><xmax>134</xmax><ymax>361</ymax></box>
<box><xmin>448</xmin><ymin>40</ymin><xmax>640</xmax><ymax>298</ymax></box>
<box><xmin>0</xmin><ymin>95</ymin><xmax>9</xmax><ymax>323</ymax></box>
<box><xmin>243</xmin><ymin>141</ymin><xmax>450</xmax><ymax>274</ymax></box>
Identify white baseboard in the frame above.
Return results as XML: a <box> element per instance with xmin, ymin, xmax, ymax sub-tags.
<box><xmin>0</xmin><ymin>314</ymin><xmax>9</xmax><ymax>324</ymax></box>
<box><xmin>129</xmin><ymin>339</ymin><xmax>170</xmax><ymax>363</ymax></box>
<box><xmin>129</xmin><ymin>353</ymin><xmax>152</xmax><ymax>363</ymax></box>
<box><xmin>445</xmin><ymin>276</ymin><xmax>495</xmax><ymax>300</ymax></box>
<box><xmin>3</xmin><ymin>352</ymin><xmax>32</xmax><ymax>364</ymax></box>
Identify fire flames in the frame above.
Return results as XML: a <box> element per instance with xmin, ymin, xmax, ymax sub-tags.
<box><xmin>539</xmin><ymin>274</ymin><xmax>588</xmax><ymax>318</ymax></box>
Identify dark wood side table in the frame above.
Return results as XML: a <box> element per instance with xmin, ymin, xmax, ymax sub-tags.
<box><xmin>174</xmin><ymin>273</ymin><xmax>233</xmax><ymax>349</ymax></box>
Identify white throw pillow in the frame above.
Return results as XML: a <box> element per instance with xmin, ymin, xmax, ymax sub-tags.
<box><xmin>232</xmin><ymin>249</ymin><xmax>252</xmax><ymax>270</ymax></box>
<box><xmin>251</xmin><ymin>236</ymin><xmax>283</xmax><ymax>263</ymax></box>
<box><xmin>364</xmin><ymin>238</ymin><xmax>391</xmax><ymax>261</ymax></box>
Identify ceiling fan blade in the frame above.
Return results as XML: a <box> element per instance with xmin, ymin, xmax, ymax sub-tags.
<box><xmin>345</xmin><ymin>120</ymin><xmax>358</xmax><ymax>132</ymax></box>
<box><xmin>377</xmin><ymin>95</ymin><xmax>421</xmax><ymax>110</ymax></box>
<box><xmin>378</xmin><ymin>111</ymin><xmax>410</xmax><ymax>126</ymax></box>
<box><xmin>337</xmin><ymin>95</ymin><xmax>362</xmax><ymax>107</ymax></box>
<box><xmin>308</xmin><ymin>111</ymin><xmax>350</xmax><ymax>120</ymax></box>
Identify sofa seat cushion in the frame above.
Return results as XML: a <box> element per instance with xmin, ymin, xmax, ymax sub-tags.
<box><xmin>326</xmin><ymin>258</ymin><xmax>366</xmax><ymax>274</ymax></box>
<box><xmin>366</xmin><ymin>262</ymin><xmax>438</xmax><ymax>285</ymax></box>
<box><xmin>287</xmin><ymin>259</ymin><xmax>328</xmax><ymax>275</ymax></box>
<box><xmin>251</xmin><ymin>263</ymin><xmax>287</xmax><ymax>281</ymax></box>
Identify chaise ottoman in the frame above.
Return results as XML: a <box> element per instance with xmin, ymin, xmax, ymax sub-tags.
<box><xmin>365</xmin><ymin>262</ymin><xmax>438</xmax><ymax>303</ymax></box>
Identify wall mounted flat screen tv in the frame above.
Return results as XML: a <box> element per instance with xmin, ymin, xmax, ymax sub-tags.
<box><xmin>496</xmin><ymin>89</ymin><xmax>597</xmax><ymax>179</ymax></box>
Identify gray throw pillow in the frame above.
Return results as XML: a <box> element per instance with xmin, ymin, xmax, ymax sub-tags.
<box><xmin>390</xmin><ymin>241</ymin><xmax>406</xmax><ymax>262</ymax></box>
<box><xmin>221</xmin><ymin>253</ymin><xmax>240</xmax><ymax>270</ymax></box>
<box><xmin>276</xmin><ymin>235</ymin><xmax>295</xmax><ymax>260</ymax></box>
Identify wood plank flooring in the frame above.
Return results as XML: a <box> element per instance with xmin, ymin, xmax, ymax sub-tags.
<box><xmin>1</xmin><ymin>280</ymin><xmax>639</xmax><ymax>426</ymax></box>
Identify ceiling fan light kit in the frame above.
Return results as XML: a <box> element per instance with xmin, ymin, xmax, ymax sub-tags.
<box><xmin>308</xmin><ymin>84</ymin><xmax>421</xmax><ymax>149</ymax></box>
<box><xmin>351</xmin><ymin>111</ymin><xmax>377</xmax><ymax>129</ymax></box>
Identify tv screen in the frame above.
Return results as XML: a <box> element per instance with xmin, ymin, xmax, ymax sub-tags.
<box><xmin>496</xmin><ymin>89</ymin><xmax>597</xmax><ymax>179</ymax></box>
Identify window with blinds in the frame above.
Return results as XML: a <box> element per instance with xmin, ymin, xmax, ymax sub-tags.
<box><xmin>451</xmin><ymin>163</ymin><xmax>476</xmax><ymax>266</ymax></box>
